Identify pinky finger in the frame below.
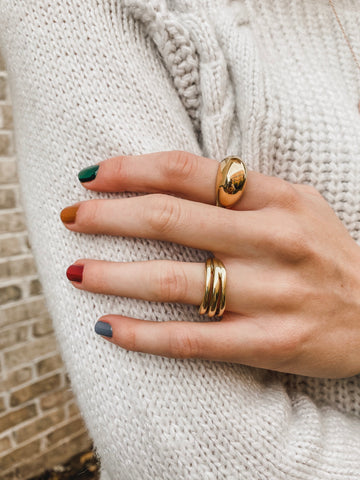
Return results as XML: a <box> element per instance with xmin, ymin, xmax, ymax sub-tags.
<box><xmin>94</xmin><ymin>313</ymin><xmax>268</xmax><ymax>364</ymax></box>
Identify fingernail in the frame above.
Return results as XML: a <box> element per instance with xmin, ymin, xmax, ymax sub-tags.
<box><xmin>78</xmin><ymin>165</ymin><xmax>99</xmax><ymax>183</ymax></box>
<box><xmin>95</xmin><ymin>321</ymin><xmax>113</xmax><ymax>338</ymax></box>
<box><xmin>60</xmin><ymin>205</ymin><xmax>79</xmax><ymax>224</ymax></box>
<box><xmin>66</xmin><ymin>264</ymin><xmax>84</xmax><ymax>282</ymax></box>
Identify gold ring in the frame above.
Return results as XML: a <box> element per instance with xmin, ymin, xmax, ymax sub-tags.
<box><xmin>199</xmin><ymin>257</ymin><xmax>226</xmax><ymax>318</ymax></box>
<box><xmin>216</xmin><ymin>155</ymin><xmax>247</xmax><ymax>208</ymax></box>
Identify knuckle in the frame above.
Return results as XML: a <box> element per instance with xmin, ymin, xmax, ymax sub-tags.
<box><xmin>77</xmin><ymin>200</ymin><xmax>102</xmax><ymax>229</ymax></box>
<box><xmin>308</xmin><ymin>186</ymin><xmax>322</xmax><ymax>198</ymax></box>
<box><xmin>122</xmin><ymin>324</ymin><xmax>138</xmax><ymax>352</ymax></box>
<box><xmin>282</xmin><ymin>227</ymin><xmax>312</xmax><ymax>262</ymax></box>
<box><xmin>268</xmin><ymin>274</ymin><xmax>309</xmax><ymax>313</ymax></box>
<box><xmin>273</xmin><ymin>325</ymin><xmax>308</xmax><ymax>369</ymax></box>
<box><xmin>153</xmin><ymin>261</ymin><xmax>188</xmax><ymax>302</ymax></box>
<box><xmin>163</xmin><ymin>150</ymin><xmax>196</xmax><ymax>183</ymax></box>
<box><xmin>308</xmin><ymin>185</ymin><xmax>323</xmax><ymax>197</ymax></box>
<box><xmin>147</xmin><ymin>194</ymin><xmax>182</xmax><ymax>234</ymax></box>
<box><xmin>90</xmin><ymin>262</ymin><xmax>107</xmax><ymax>291</ymax></box>
<box><xmin>268</xmin><ymin>218</ymin><xmax>313</xmax><ymax>262</ymax></box>
<box><xmin>167</xmin><ymin>325</ymin><xmax>201</xmax><ymax>359</ymax></box>
<box><xmin>110</xmin><ymin>155</ymin><xmax>128</xmax><ymax>183</ymax></box>
<box><xmin>271</xmin><ymin>332</ymin><xmax>301</xmax><ymax>367</ymax></box>
<box><xmin>275</xmin><ymin>179</ymin><xmax>301</xmax><ymax>210</ymax></box>
<box><xmin>297</xmin><ymin>183</ymin><xmax>322</xmax><ymax>198</ymax></box>
<box><xmin>266</xmin><ymin>276</ymin><xmax>297</xmax><ymax>313</ymax></box>
<box><xmin>259</xmin><ymin>319</ymin><xmax>305</xmax><ymax>368</ymax></box>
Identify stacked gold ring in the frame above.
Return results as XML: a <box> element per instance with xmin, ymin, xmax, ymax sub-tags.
<box><xmin>198</xmin><ymin>258</ymin><xmax>227</xmax><ymax>317</ymax></box>
<box><xmin>198</xmin><ymin>155</ymin><xmax>247</xmax><ymax>319</ymax></box>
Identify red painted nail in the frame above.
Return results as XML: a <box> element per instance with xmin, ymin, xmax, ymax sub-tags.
<box><xmin>66</xmin><ymin>264</ymin><xmax>84</xmax><ymax>283</ymax></box>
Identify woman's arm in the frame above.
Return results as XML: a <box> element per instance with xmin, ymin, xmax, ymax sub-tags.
<box><xmin>1</xmin><ymin>1</ymin><xmax>360</xmax><ymax>479</ymax></box>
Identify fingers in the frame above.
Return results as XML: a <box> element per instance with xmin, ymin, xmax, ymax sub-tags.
<box><xmin>60</xmin><ymin>194</ymin><xmax>270</xmax><ymax>257</ymax></box>
<box><xmin>93</xmin><ymin>312</ymin><xmax>284</xmax><ymax>369</ymax></box>
<box><xmin>78</xmin><ymin>150</ymin><xmax>300</xmax><ymax>211</ymax></box>
<box><xmin>67</xmin><ymin>258</ymin><xmax>304</xmax><ymax>370</ymax></box>
<box><xmin>80</xmin><ymin>151</ymin><xmax>220</xmax><ymax>204</ymax></box>
<box><xmin>93</xmin><ymin>313</ymin><xmax>247</xmax><ymax>362</ymax></box>
<box><xmin>67</xmin><ymin>259</ymin><xmax>205</xmax><ymax>306</ymax></box>
<box><xmin>66</xmin><ymin>258</ymin><xmax>299</xmax><ymax>316</ymax></box>
<box><xmin>94</xmin><ymin>314</ymin><xmax>246</xmax><ymax>361</ymax></box>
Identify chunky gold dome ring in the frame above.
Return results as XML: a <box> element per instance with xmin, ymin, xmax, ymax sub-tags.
<box><xmin>215</xmin><ymin>155</ymin><xmax>247</xmax><ymax>208</ymax></box>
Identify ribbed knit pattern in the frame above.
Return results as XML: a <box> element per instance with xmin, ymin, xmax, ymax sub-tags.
<box><xmin>1</xmin><ymin>0</ymin><xmax>360</xmax><ymax>478</ymax></box>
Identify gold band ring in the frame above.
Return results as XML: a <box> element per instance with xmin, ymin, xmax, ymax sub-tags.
<box><xmin>199</xmin><ymin>257</ymin><xmax>226</xmax><ymax>318</ymax></box>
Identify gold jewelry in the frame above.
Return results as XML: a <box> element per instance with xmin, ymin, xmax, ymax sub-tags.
<box><xmin>199</xmin><ymin>257</ymin><xmax>226</xmax><ymax>318</ymax></box>
<box><xmin>200</xmin><ymin>156</ymin><xmax>241</xmax><ymax>317</ymax></box>
<box><xmin>328</xmin><ymin>0</ymin><xmax>360</xmax><ymax>112</ymax></box>
<box><xmin>215</xmin><ymin>156</ymin><xmax>247</xmax><ymax>208</ymax></box>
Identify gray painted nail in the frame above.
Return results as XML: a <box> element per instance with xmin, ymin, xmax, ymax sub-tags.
<box><xmin>95</xmin><ymin>321</ymin><xmax>113</xmax><ymax>338</ymax></box>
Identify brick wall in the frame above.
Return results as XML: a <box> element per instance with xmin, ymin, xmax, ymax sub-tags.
<box><xmin>0</xmin><ymin>52</ymin><xmax>94</xmax><ymax>478</ymax></box>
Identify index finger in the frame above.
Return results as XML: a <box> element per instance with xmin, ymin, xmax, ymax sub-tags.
<box><xmin>77</xmin><ymin>150</ymin><xmax>295</xmax><ymax>211</ymax></box>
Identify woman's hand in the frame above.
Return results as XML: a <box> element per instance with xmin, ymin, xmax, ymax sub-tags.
<box><xmin>60</xmin><ymin>151</ymin><xmax>360</xmax><ymax>379</ymax></box>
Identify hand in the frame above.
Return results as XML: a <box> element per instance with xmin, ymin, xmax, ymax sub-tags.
<box><xmin>60</xmin><ymin>150</ymin><xmax>360</xmax><ymax>379</ymax></box>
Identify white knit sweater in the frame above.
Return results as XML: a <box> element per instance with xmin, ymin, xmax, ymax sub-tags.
<box><xmin>1</xmin><ymin>0</ymin><xmax>360</xmax><ymax>478</ymax></box>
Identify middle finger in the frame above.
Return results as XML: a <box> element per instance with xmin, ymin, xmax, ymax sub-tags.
<box><xmin>60</xmin><ymin>194</ymin><xmax>270</xmax><ymax>257</ymax></box>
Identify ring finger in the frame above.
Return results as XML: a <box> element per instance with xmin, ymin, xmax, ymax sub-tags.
<box><xmin>66</xmin><ymin>258</ymin><xmax>290</xmax><ymax>315</ymax></box>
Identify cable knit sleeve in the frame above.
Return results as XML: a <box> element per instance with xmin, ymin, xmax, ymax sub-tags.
<box><xmin>1</xmin><ymin>1</ymin><xmax>360</xmax><ymax>479</ymax></box>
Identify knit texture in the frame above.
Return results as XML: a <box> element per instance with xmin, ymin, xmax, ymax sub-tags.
<box><xmin>1</xmin><ymin>0</ymin><xmax>360</xmax><ymax>478</ymax></box>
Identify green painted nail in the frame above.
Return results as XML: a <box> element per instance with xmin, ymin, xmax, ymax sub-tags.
<box><xmin>78</xmin><ymin>164</ymin><xmax>99</xmax><ymax>183</ymax></box>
